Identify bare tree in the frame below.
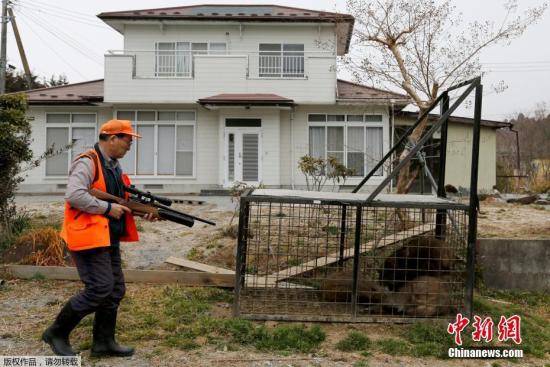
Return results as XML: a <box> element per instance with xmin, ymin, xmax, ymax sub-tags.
<box><xmin>344</xmin><ymin>0</ymin><xmax>547</xmax><ymax>194</ymax></box>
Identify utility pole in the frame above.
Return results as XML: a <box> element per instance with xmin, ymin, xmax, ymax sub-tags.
<box><xmin>0</xmin><ymin>0</ymin><xmax>8</xmax><ymax>94</ymax></box>
<box><xmin>8</xmin><ymin>7</ymin><xmax>31</xmax><ymax>88</ymax></box>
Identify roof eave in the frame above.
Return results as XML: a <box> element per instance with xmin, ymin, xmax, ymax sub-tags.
<box><xmin>336</xmin><ymin>98</ymin><xmax>410</xmax><ymax>105</ymax></box>
<box><xmin>198</xmin><ymin>100</ymin><xmax>294</xmax><ymax>105</ymax></box>
<box><xmin>28</xmin><ymin>100</ymin><xmax>103</xmax><ymax>106</ymax></box>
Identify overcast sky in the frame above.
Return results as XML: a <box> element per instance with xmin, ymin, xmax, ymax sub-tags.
<box><xmin>6</xmin><ymin>0</ymin><xmax>550</xmax><ymax>120</ymax></box>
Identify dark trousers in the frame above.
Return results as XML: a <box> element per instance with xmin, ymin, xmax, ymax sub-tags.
<box><xmin>69</xmin><ymin>245</ymin><xmax>126</xmax><ymax>314</ymax></box>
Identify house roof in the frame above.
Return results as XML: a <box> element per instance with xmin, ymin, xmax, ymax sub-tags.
<box><xmin>97</xmin><ymin>4</ymin><xmax>354</xmax><ymax>55</ymax></box>
<box><xmin>21</xmin><ymin>79</ymin><xmax>104</xmax><ymax>105</ymax></box>
<box><xmin>396</xmin><ymin>111</ymin><xmax>512</xmax><ymax>129</ymax></box>
<box><xmin>197</xmin><ymin>93</ymin><xmax>294</xmax><ymax>106</ymax></box>
<box><xmin>336</xmin><ymin>79</ymin><xmax>410</xmax><ymax>105</ymax></box>
<box><xmin>22</xmin><ymin>79</ymin><xmax>407</xmax><ymax>106</ymax></box>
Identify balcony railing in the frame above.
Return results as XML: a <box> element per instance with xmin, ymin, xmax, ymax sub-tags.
<box><xmin>258</xmin><ymin>54</ymin><xmax>305</xmax><ymax>78</ymax></box>
<box><xmin>106</xmin><ymin>50</ymin><xmax>334</xmax><ymax>79</ymax></box>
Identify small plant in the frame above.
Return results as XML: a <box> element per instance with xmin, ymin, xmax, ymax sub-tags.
<box><xmin>298</xmin><ymin>155</ymin><xmax>355</xmax><ymax>191</ymax></box>
<box><xmin>336</xmin><ymin>330</ymin><xmax>371</xmax><ymax>352</ymax></box>
<box><xmin>219</xmin><ymin>223</ymin><xmax>238</xmax><ymax>239</ymax></box>
<box><xmin>228</xmin><ymin>181</ymin><xmax>265</xmax><ymax>226</ymax></box>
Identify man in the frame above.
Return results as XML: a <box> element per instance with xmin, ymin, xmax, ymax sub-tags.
<box><xmin>42</xmin><ymin>119</ymin><xmax>156</xmax><ymax>357</ymax></box>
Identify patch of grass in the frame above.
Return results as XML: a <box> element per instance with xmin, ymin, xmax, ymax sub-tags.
<box><xmin>353</xmin><ymin>360</ymin><xmax>369</xmax><ymax>367</ymax></box>
<box><xmin>29</xmin><ymin>272</ymin><xmax>46</xmax><ymax>280</ymax></box>
<box><xmin>186</xmin><ymin>247</ymin><xmax>202</xmax><ymax>261</ymax></box>
<box><xmin>255</xmin><ymin>324</ymin><xmax>325</xmax><ymax>353</ymax></box>
<box><xmin>481</xmin><ymin>289</ymin><xmax>550</xmax><ymax>308</ymax></box>
<box><xmin>336</xmin><ymin>331</ymin><xmax>371</xmax><ymax>352</ymax></box>
<box><xmin>473</xmin><ymin>295</ymin><xmax>550</xmax><ymax>359</ymax></box>
<box><xmin>404</xmin><ymin>321</ymin><xmax>455</xmax><ymax>357</ymax></box>
<box><xmin>206</xmin><ymin>240</ymin><xmax>219</xmax><ymax>250</ymax></box>
<box><xmin>222</xmin><ymin>318</ymin><xmax>262</xmax><ymax>344</ymax></box>
<box><xmin>322</xmin><ymin>225</ymin><xmax>339</xmax><ymax>235</ymax></box>
<box><xmin>375</xmin><ymin>338</ymin><xmax>410</xmax><ymax>356</ymax></box>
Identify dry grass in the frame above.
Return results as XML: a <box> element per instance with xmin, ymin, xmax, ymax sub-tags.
<box><xmin>15</xmin><ymin>227</ymin><xmax>66</xmax><ymax>266</ymax></box>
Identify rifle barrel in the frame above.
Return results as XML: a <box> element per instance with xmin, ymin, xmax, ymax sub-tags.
<box><xmin>154</xmin><ymin>202</ymin><xmax>216</xmax><ymax>226</ymax></box>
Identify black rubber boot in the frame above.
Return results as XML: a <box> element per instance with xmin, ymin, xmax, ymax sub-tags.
<box><xmin>42</xmin><ymin>302</ymin><xmax>85</xmax><ymax>356</ymax></box>
<box><xmin>91</xmin><ymin>308</ymin><xmax>134</xmax><ymax>357</ymax></box>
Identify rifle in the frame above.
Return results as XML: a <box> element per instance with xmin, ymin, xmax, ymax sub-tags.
<box><xmin>88</xmin><ymin>186</ymin><xmax>216</xmax><ymax>227</ymax></box>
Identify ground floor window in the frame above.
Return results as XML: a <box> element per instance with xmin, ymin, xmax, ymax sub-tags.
<box><xmin>308</xmin><ymin>114</ymin><xmax>384</xmax><ymax>177</ymax></box>
<box><xmin>116</xmin><ymin>110</ymin><xmax>196</xmax><ymax>176</ymax></box>
<box><xmin>45</xmin><ymin>113</ymin><xmax>96</xmax><ymax>176</ymax></box>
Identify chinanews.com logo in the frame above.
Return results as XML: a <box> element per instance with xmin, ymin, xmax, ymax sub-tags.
<box><xmin>447</xmin><ymin>313</ymin><xmax>524</xmax><ymax>359</ymax></box>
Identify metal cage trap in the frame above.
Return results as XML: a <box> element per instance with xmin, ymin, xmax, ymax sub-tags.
<box><xmin>234</xmin><ymin>77</ymin><xmax>484</xmax><ymax>322</ymax></box>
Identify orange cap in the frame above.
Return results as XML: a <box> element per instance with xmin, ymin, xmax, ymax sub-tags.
<box><xmin>99</xmin><ymin>119</ymin><xmax>141</xmax><ymax>138</ymax></box>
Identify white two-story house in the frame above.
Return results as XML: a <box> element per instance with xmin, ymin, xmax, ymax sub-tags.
<box><xmin>20</xmin><ymin>4</ymin><xmax>509</xmax><ymax>194</ymax></box>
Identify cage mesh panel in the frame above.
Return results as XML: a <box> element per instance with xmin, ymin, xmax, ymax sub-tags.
<box><xmin>237</xmin><ymin>199</ymin><xmax>468</xmax><ymax>322</ymax></box>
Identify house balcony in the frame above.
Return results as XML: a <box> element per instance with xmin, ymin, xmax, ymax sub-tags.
<box><xmin>104</xmin><ymin>50</ymin><xmax>336</xmax><ymax>104</ymax></box>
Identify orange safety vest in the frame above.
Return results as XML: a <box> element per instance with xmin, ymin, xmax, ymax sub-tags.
<box><xmin>60</xmin><ymin>149</ymin><xmax>139</xmax><ymax>251</ymax></box>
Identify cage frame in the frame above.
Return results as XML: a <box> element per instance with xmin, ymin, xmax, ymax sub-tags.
<box><xmin>234</xmin><ymin>77</ymin><xmax>483</xmax><ymax>322</ymax></box>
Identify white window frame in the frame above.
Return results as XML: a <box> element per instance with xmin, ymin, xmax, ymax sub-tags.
<box><xmin>258</xmin><ymin>43</ymin><xmax>305</xmax><ymax>78</ymax></box>
<box><xmin>154</xmin><ymin>41</ymin><xmax>228</xmax><ymax>78</ymax></box>
<box><xmin>44</xmin><ymin>112</ymin><xmax>97</xmax><ymax>177</ymax></box>
<box><xmin>307</xmin><ymin>113</ymin><xmax>386</xmax><ymax>178</ymax></box>
<box><xmin>114</xmin><ymin>109</ymin><xmax>197</xmax><ymax>178</ymax></box>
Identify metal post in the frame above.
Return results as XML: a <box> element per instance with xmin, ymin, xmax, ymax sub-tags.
<box><xmin>366</xmin><ymin>81</ymin><xmax>478</xmax><ymax>203</ymax></box>
<box><xmin>436</xmin><ymin>93</ymin><xmax>450</xmax><ymax>239</ymax></box>
<box><xmin>0</xmin><ymin>0</ymin><xmax>8</xmax><ymax>94</ymax></box>
<box><xmin>465</xmin><ymin>82</ymin><xmax>482</xmax><ymax>318</ymax></box>
<box><xmin>233</xmin><ymin>196</ymin><xmax>251</xmax><ymax>317</ymax></box>
<box><xmin>338</xmin><ymin>204</ymin><xmax>347</xmax><ymax>267</ymax></box>
<box><xmin>352</xmin><ymin>92</ymin><xmax>448</xmax><ymax>193</ymax></box>
<box><xmin>8</xmin><ymin>8</ymin><xmax>32</xmax><ymax>88</ymax></box>
<box><xmin>351</xmin><ymin>205</ymin><xmax>362</xmax><ymax>319</ymax></box>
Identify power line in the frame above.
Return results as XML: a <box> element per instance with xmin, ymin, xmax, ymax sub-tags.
<box><xmin>16</xmin><ymin>3</ymin><xmax>111</xmax><ymax>29</ymax></box>
<box><xmin>16</xmin><ymin>7</ymin><xmax>107</xmax><ymax>59</ymax></box>
<box><xmin>23</xmin><ymin>0</ymin><xmax>103</xmax><ymax>20</ymax></box>
<box><xmin>18</xmin><ymin>8</ymin><xmax>103</xmax><ymax>66</ymax></box>
<box><xmin>17</xmin><ymin>14</ymin><xmax>88</xmax><ymax>79</ymax></box>
<box><xmin>20</xmin><ymin>8</ymin><xmax>103</xmax><ymax>63</ymax></box>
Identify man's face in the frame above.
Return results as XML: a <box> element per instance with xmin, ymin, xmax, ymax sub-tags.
<box><xmin>108</xmin><ymin>134</ymin><xmax>133</xmax><ymax>159</ymax></box>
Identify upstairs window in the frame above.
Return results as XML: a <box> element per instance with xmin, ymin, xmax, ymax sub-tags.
<box><xmin>155</xmin><ymin>42</ymin><xmax>227</xmax><ymax>77</ymax></box>
<box><xmin>259</xmin><ymin>43</ymin><xmax>304</xmax><ymax>78</ymax></box>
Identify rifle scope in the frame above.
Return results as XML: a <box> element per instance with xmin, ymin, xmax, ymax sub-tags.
<box><xmin>124</xmin><ymin>185</ymin><xmax>173</xmax><ymax>206</ymax></box>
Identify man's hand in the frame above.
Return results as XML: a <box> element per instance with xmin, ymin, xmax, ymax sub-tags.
<box><xmin>107</xmin><ymin>203</ymin><xmax>131</xmax><ymax>219</ymax></box>
<box><xmin>143</xmin><ymin>213</ymin><xmax>159</xmax><ymax>222</ymax></box>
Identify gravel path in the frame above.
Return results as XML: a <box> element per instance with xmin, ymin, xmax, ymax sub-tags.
<box><xmin>14</xmin><ymin>195</ymin><xmax>235</xmax><ymax>270</ymax></box>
